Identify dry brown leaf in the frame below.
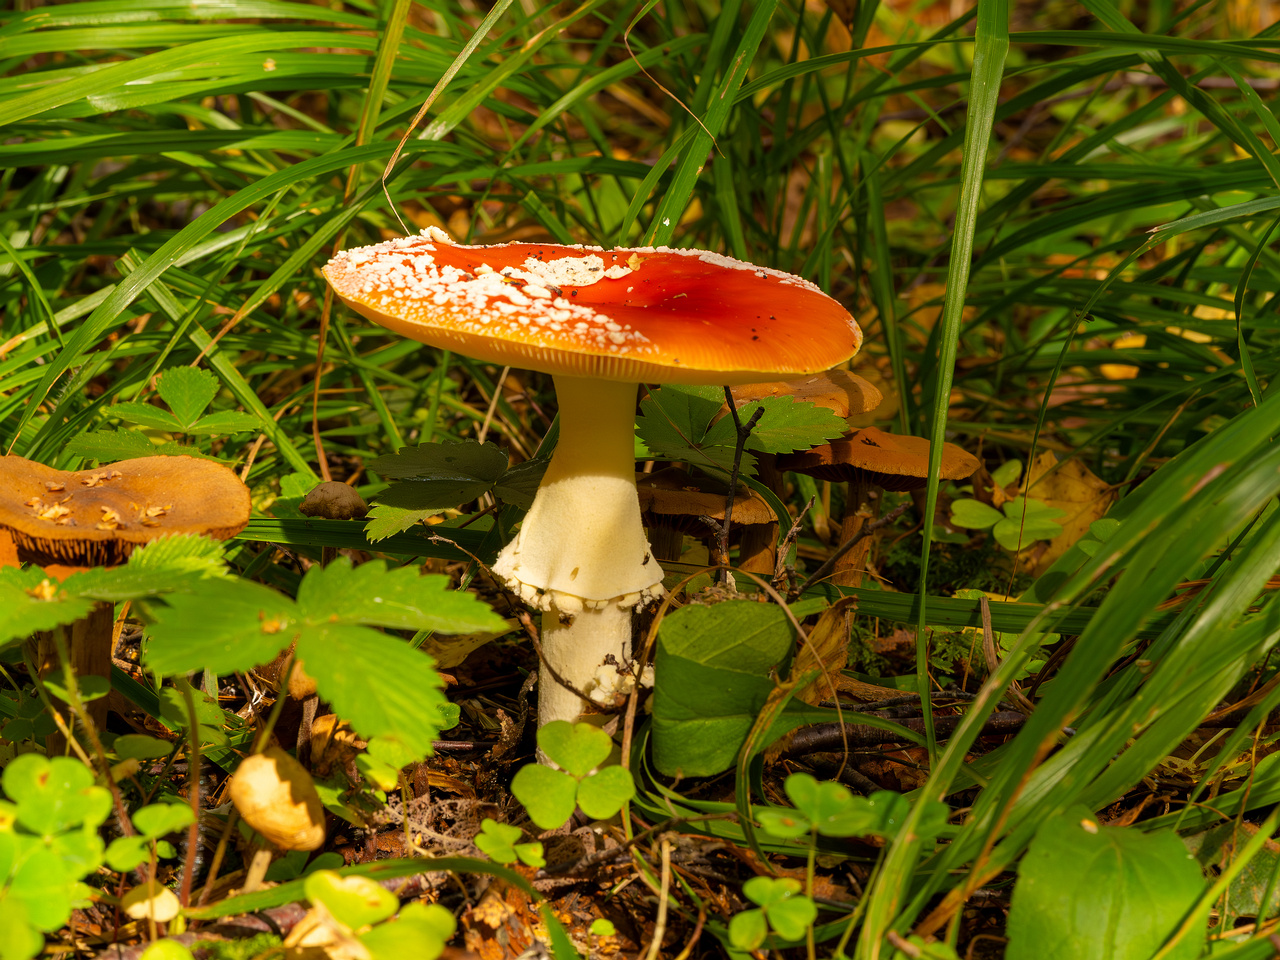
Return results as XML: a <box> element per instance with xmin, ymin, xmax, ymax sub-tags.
<box><xmin>1023</xmin><ymin>450</ymin><xmax>1115</xmax><ymax>574</ymax></box>
<box><xmin>421</xmin><ymin>619</ymin><xmax>518</xmax><ymax>669</ymax></box>
<box><xmin>793</xmin><ymin>596</ymin><xmax>856</xmax><ymax>706</ymax></box>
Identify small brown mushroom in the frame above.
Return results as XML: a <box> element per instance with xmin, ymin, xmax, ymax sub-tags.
<box><xmin>299</xmin><ymin>481</ymin><xmax>368</xmax><ymax>521</ymax></box>
<box><xmin>229</xmin><ymin>747</ymin><xmax>326</xmax><ymax>852</ymax></box>
<box><xmin>636</xmin><ymin>467</ymin><xmax>774</xmax><ymax>568</ymax></box>
<box><xmin>0</xmin><ymin>455</ymin><xmax>250</xmax><ymax>740</ymax></box>
<box><xmin>779</xmin><ymin>427</ymin><xmax>980</xmax><ymax>587</ymax></box>
<box><xmin>726</xmin><ymin>370</ymin><xmax>884</xmax><ymax>576</ymax></box>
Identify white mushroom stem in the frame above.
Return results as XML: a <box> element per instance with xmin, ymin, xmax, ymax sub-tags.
<box><xmin>491</xmin><ymin>377</ymin><xmax>664</xmax><ymax>732</ymax></box>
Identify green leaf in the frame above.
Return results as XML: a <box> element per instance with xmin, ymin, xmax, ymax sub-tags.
<box><xmin>728</xmin><ymin>909</ymin><xmax>768</xmax><ymax>951</ymax></box>
<box><xmin>740</xmin><ymin>876</ymin><xmax>817</xmax><ymax>941</ymax></box>
<box><xmin>139</xmin><ymin>941</ymin><xmax>196</xmax><ymax>960</ymax></box>
<box><xmin>359</xmin><ymin>901</ymin><xmax>452</xmax><ymax>960</ymax></box>
<box><xmin>474</xmin><ymin>819</ymin><xmax>523</xmax><ymax>863</ymax></box>
<box><xmin>757</xmin><ymin>807</ymin><xmax>812</xmax><ymax>839</ymax></box>
<box><xmin>132</xmin><ymin>802</ymin><xmax>195</xmax><ymax>839</ymax></box>
<box><xmin>368</xmin><ymin>440</ymin><xmax>509</xmax><ymax>482</ymax></box>
<box><xmin>64</xmin><ymin>430</ymin><xmax>216</xmax><ymax>464</ymax></box>
<box><xmin>142</xmin><ymin>578</ymin><xmax>294</xmax><ymax>675</ymax></box>
<box><xmin>295</xmin><ymin>558</ymin><xmax>505</xmax><ymax>634</ymax></box>
<box><xmin>511</xmin><ymin>763</ymin><xmax>578</xmax><ymax>830</ymax></box>
<box><xmin>43</xmin><ymin>675</ymin><xmax>110</xmax><ymax>704</ymax></box>
<box><xmin>949</xmin><ymin>498</ymin><xmax>1004</xmax><ymax>530</ymax></box>
<box><xmin>778</xmin><ymin>772</ymin><xmax>910</xmax><ymax>838</ymax></box>
<box><xmin>0</xmin><ymin>569</ymin><xmax>95</xmax><ymax>648</ymax></box>
<box><xmin>295</xmin><ymin>623</ymin><xmax>446</xmax><ymax>762</ymax></box>
<box><xmin>111</xmin><ymin>735</ymin><xmax>173</xmax><ymax>760</ymax></box>
<box><xmin>303</xmin><ymin>870</ymin><xmax>397</xmax><ymax>930</ymax></box>
<box><xmin>709</xmin><ymin>396</ymin><xmax>847</xmax><ymax>455</ymax></box>
<box><xmin>537</xmin><ymin>721</ymin><xmax>612</xmax><ymax>777</ymax></box>
<box><xmin>364</xmin><ymin>479</ymin><xmax>494</xmax><ymax>541</ymax></box>
<box><xmin>3</xmin><ymin>755</ymin><xmax>111</xmax><ymax>836</ymax></box>
<box><xmin>0</xmin><ymin>893</ymin><xmax>45</xmax><ymax>960</ymax></box>
<box><xmin>1006</xmin><ymin>807</ymin><xmax>1204</xmax><ymax>960</ymax></box>
<box><xmin>187</xmin><ymin>410</ymin><xmax>263</xmax><ymax>436</ymax></box>
<box><xmin>1008</xmin><ymin>497</ymin><xmax>1067</xmax><ymax>522</ymax></box>
<box><xmin>636</xmin><ymin>385</ymin><xmax>750</xmax><ymax>475</ymax></box>
<box><xmin>156</xmin><ymin>366</ymin><xmax>218</xmax><ymax>429</ymax></box>
<box><xmin>650</xmin><ymin>601</ymin><xmax>796</xmax><ymax>777</ymax></box>
<box><xmin>990</xmin><ymin>459</ymin><xmax>1023</xmax><ymax>487</ymax></box>
<box><xmin>993</xmin><ymin>517</ymin><xmax>1065</xmax><ymax>551</ymax></box>
<box><xmin>492</xmin><ymin>458</ymin><xmax>548</xmax><ymax>510</ymax></box>
<box><xmin>104</xmin><ymin>835</ymin><xmax>149</xmax><ymax>872</ymax></box>
<box><xmin>109</xmin><ymin>402</ymin><xmax>185</xmax><ymax>432</ymax></box>
<box><xmin>124</xmin><ymin>534</ymin><xmax>229</xmax><ymax>577</ymax></box>
<box><xmin>575</xmin><ymin>765</ymin><xmax>635</xmax><ymax>820</ymax></box>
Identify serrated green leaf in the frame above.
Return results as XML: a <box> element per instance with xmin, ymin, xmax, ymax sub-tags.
<box><xmin>142</xmin><ymin>578</ymin><xmax>295</xmax><ymax>675</ymax></box>
<box><xmin>157</xmin><ymin>366</ymin><xmax>218</xmax><ymax>428</ymax></box>
<box><xmin>368</xmin><ymin>440</ymin><xmax>509</xmax><ymax>482</ymax></box>
<box><xmin>575</xmin><ymin>765</ymin><xmax>636</xmax><ymax>820</ymax></box>
<box><xmin>492</xmin><ymin>458</ymin><xmax>548</xmax><ymax>510</ymax></box>
<box><xmin>363</xmin><ymin>503</ymin><xmax>438</xmax><ymax>541</ymax></box>
<box><xmin>61</xmin><ymin>565</ymin><xmax>205</xmax><ymax>604</ymax></box>
<box><xmin>950</xmin><ymin>498</ymin><xmax>1004</xmax><ymax>530</ymax></box>
<box><xmin>511</xmin><ymin>763</ymin><xmax>578</xmax><ymax>830</ymax></box>
<box><xmin>364</xmin><ymin>479</ymin><xmax>494</xmax><ymax>541</ymax></box>
<box><xmin>295</xmin><ymin>623</ymin><xmax>446</xmax><ymax>762</ymax></box>
<box><xmin>125</xmin><ymin>534</ymin><xmax>228</xmax><ymax>576</ymax></box>
<box><xmin>710</xmin><ymin>396</ymin><xmax>847</xmax><ymax>455</ymax></box>
<box><xmin>109</xmin><ymin>402</ymin><xmax>185</xmax><ymax>432</ymax></box>
<box><xmin>0</xmin><ymin>569</ymin><xmax>96</xmax><ymax>648</ymax></box>
<box><xmin>187</xmin><ymin>410</ymin><xmax>263</xmax><ymax>436</ymax></box>
<box><xmin>636</xmin><ymin>384</ymin><xmax>754</xmax><ymax>475</ymax></box>
<box><xmin>64</xmin><ymin>430</ymin><xmax>220</xmax><ymax>464</ymax></box>
<box><xmin>295</xmin><ymin>558</ymin><xmax>504</xmax><ymax>634</ymax></box>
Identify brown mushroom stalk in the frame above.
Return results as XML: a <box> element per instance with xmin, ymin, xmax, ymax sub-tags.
<box><xmin>727</xmin><ymin>370</ymin><xmax>884</xmax><ymax>578</ymax></box>
<box><xmin>0</xmin><ymin>455</ymin><xmax>250</xmax><ymax>745</ymax></box>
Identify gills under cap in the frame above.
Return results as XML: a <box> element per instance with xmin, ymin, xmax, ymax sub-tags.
<box><xmin>0</xmin><ymin>455</ymin><xmax>251</xmax><ymax>566</ymax></box>
<box><xmin>323</xmin><ymin>228</ymin><xmax>862</xmax><ymax>385</ymax></box>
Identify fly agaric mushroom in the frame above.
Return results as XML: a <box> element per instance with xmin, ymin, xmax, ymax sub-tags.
<box><xmin>0</xmin><ymin>455</ymin><xmax>250</xmax><ymax>735</ymax></box>
<box><xmin>323</xmin><ymin>229</ymin><xmax>861</xmax><ymax>730</ymax></box>
<box><xmin>726</xmin><ymin>369</ymin><xmax>884</xmax><ymax>575</ymax></box>
<box><xmin>778</xmin><ymin>427</ymin><xmax>980</xmax><ymax>587</ymax></box>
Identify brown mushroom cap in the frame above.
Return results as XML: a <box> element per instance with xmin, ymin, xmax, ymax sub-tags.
<box><xmin>229</xmin><ymin>747</ymin><xmax>325</xmax><ymax>851</ymax></box>
<box><xmin>727</xmin><ymin>369</ymin><xmax>883</xmax><ymax>419</ymax></box>
<box><xmin>299</xmin><ymin>481</ymin><xmax>368</xmax><ymax>521</ymax></box>
<box><xmin>0</xmin><ymin>455</ymin><xmax>251</xmax><ymax>566</ymax></box>
<box><xmin>323</xmin><ymin>230</ymin><xmax>862</xmax><ymax>385</ymax></box>
<box><xmin>778</xmin><ymin>427</ymin><xmax>980</xmax><ymax>490</ymax></box>
<box><xmin>636</xmin><ymin>467</ymin><xmax>774</xmax><ymax>528</ymax></box>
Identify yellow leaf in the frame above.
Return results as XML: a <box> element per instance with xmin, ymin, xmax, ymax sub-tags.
<box><xmin>1023</xmin><ymin>451</ymin><xmax>1115</xmax><ymax>574</ymax></box>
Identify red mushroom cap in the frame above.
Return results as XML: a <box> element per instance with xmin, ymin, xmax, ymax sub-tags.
<box><xmin>322</xmin><ymin>230</ymin><xmax>862</xmax><ymax>384</ymax></box>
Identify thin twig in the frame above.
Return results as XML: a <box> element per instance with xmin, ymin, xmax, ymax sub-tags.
<box><xmin>716</xmin><ymin>387</ymin><xmax>765</xmax><ymax>584</ymax></box>
<box><xmin>797</xmin><ymin>503</ymin><xmax>910</xmax><ymax>595</ymax></box>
